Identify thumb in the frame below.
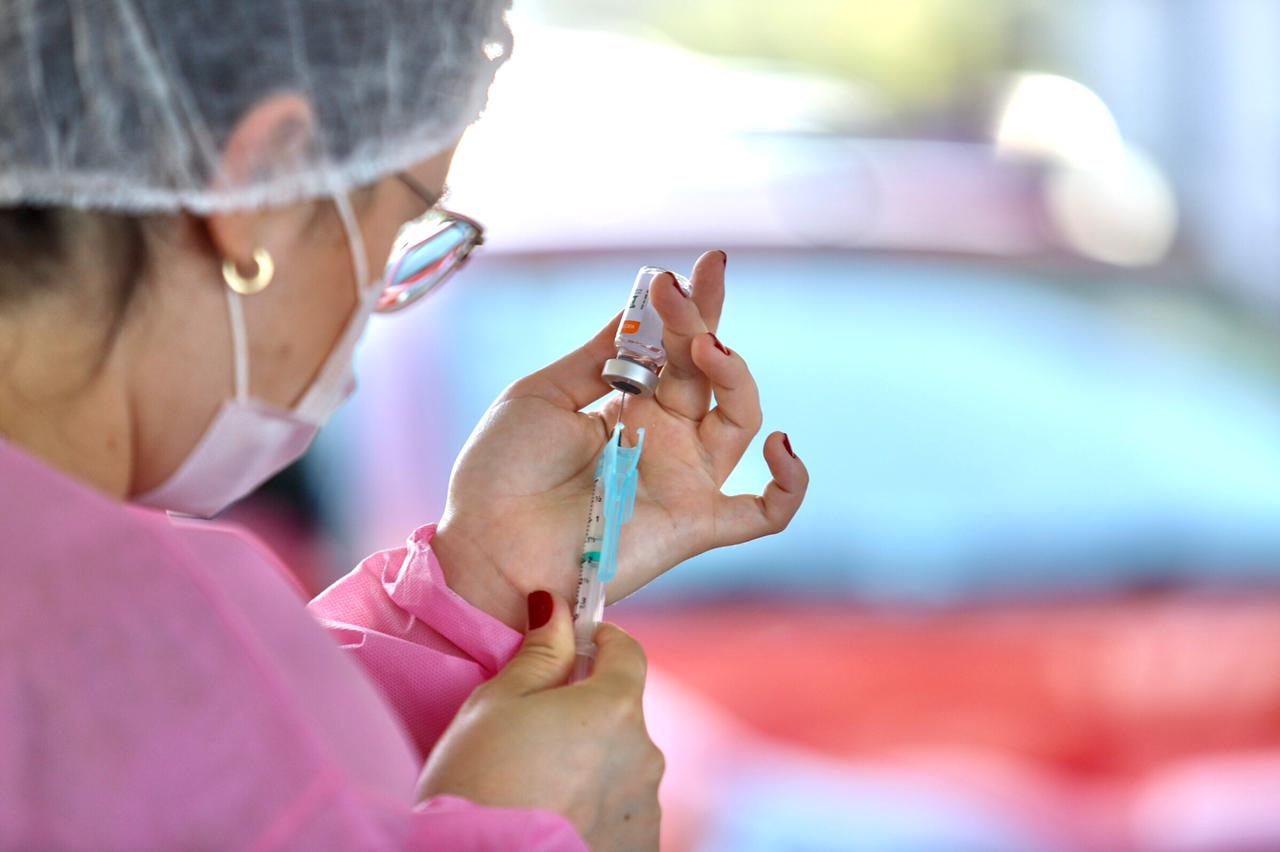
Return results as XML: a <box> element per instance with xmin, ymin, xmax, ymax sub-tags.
<box><xmin>485</xmin><ymin>590</ymin><xmax>576</xmax><ymax>697</ymax></box>
<box><xmin>504</xmin><ymin>310</ymin><xmax>623</xmax><ymax>411</ymax></box>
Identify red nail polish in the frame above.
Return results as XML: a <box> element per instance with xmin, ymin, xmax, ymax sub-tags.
<box><xmin>527</xmin><ymin>590</ymin><xmax>553</xmax><ymax>630</ymax></box>
<box><xmin>718</xmin><ymin>250</ymin><xmax>727</xmax><ymax>267</ymax></box>
<box><xmin>672</xmin><ymin>276</ymin><xmax>689</xmax><ymax>298</ymax></box>
<box><xmin>782</xmin><ymin>433</ymin><xmax>797</xmax><ymax>459</ymax></box>
<box><xmin>709</xmin><ymin>333</ymin><xmax>732</xmax><ymax>357</ymax></box>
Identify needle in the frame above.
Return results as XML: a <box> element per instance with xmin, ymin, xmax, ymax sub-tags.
<box><xmin>616</xmin><ymin>390</ymin><xmax>628</xmax><ymax>445</ymax></box>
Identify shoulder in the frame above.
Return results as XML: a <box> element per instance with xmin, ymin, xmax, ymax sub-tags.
<box><xmin>0</xmin><ymin>502</ymin><xmax>417</xmax><ymax>848</ymax></box>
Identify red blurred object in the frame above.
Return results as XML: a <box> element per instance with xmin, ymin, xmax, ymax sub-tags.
<box><xmin>616</xmin><ymin>594</ymin><xmax>1280</xmax><ymax>779</ymax></box>
<box><xmin>618</xmin><ymin>595</ymin><xmax>1280</xmax><ymax>849</ymax></box>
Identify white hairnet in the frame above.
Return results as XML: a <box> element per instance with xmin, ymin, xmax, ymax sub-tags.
<box><xmin>0</xmin><ymin>0</ymin><xmax>512</xmax><ymax>213</ymax></box>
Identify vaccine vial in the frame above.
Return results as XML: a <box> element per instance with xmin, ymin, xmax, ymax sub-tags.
<box><xmin>601</xmin><ymin>266</ymin><xmax>692</xmax><ymax>396</ymax></box>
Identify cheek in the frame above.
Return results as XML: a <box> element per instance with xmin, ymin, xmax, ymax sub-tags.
<box><xmin>268</xmin><ymin>336</ymin><xmax>296</xmax><ymax>366</ymax></box>
<box><xmin>251</xmin><ymin>247</ymin><xmax>358</xmax><ymax>407</ymax></box>
<box><xmin>365</xmin><ymin>210</ymin><xmax>409</xmax><ymax>282</ymax></box>
<box><xmin>305</xmin><ymin>248</ymin><xmax>361</xmax><ymax>351</ymax></box>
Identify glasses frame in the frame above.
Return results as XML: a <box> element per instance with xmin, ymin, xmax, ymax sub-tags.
<box><xmin>375</xmin><ymin>173</ymin><xmax>486</xmax><ymax>314</ymax></box>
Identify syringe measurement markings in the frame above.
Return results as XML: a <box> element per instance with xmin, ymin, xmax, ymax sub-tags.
<box><xmin>575</xmin><ymin>476</ymin><xmax>607</xmax><ymax>617</ymax></box>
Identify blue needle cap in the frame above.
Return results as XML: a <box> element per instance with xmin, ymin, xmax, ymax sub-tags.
<box><xmin>596</xmin><ymin>424</ymin><xmax>645</xmax><ymax>584</ymax></box>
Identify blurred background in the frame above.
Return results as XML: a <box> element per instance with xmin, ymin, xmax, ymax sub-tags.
<box><xmin>236</xmin><ymin>1</ymin><xmax>1280</xmax><ymax>849</ymax></box>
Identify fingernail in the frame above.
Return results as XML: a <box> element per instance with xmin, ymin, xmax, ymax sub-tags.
<box><xmin>709</xmin><ymin>332</ymin><xmax>732</xmax><ymax>357</ymax></box>
<box><xmin>671</xmin><ymin>275</ymin><xmax>689</xmax><ymax>298</ymax></box>
<box><xmin>717</xmin><ymin>250</ymin><xmax>727</xmax><ymax>267</ymax></box>
<box><xmin>783</xmin><ymin>433</ymin><xmax>797</xmax><ymax>459</ymax></box>
<box><xmin>527</xmin><ymin>590</ymin><xmax>553</xmax><ymax>630</ymax></box>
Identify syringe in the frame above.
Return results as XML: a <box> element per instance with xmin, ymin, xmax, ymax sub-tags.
<box><xmin>576</xmin><ymin>264</ymin><xmax>678</xmax><ymax>681</ymax></box>
<box><xmin>571</xmin><ymin>392</ymin><xmax>634</xmax><ymax>682</ymax></box>
<box><xmin>571</xmin><ymin>470</ymin><xmax>608</xmax><ymax>682</ymax></box>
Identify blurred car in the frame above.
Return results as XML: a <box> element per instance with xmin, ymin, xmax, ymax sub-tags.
<box><xmin>314</xmin><ymin>239</ymin><xmax>1280</xmax><ymax>607</ymax></box>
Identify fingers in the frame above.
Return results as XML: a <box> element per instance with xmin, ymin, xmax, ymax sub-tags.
<box><xmin>505</xmin><ymin>250</ymin><xmax>724</xmax><ymax>418</ymax></box>
<box><xmin>715</xmin><ymin>432</ymin><xmax>809</xmax><ymax>546</ymax></box>
<box><xmin>650</xmin><ymin>271</ymin><xmax>713</xmax><ymax>420</ymax></box>
<box><xmin>690</xmin><ymin>249</ymin><xmax>727</xmax><ymax>334</ymax></box>
<box><xmin>693</xmin><ymin>332</ymin><xmax>764</xmax><ymax>483</ymax></box>
<box><xmin>484</xmin><ymin>590</ymin><xmax>576</xmax><ymax>698</ymax></box>
<box><xmin>504</xmin><ymin>311</ymin><xmax>623</xmax><ymax>411</ymax></box>
<box><xmin>650</xmin><ymin>252</ymin><xmax>730</xmax><ymax>420</ymax></box>
<box><xmin>584</xmin><ymin>622</ymin><xmax>647</xmax><ymax>699</ymax></box>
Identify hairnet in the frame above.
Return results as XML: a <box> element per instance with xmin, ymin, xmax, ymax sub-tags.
<box><xmin>0</xmin><ymin>0</ymin><xmax>512</xmax><ymax>213</ymax></box>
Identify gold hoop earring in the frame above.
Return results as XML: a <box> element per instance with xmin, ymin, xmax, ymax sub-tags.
<box><xmin>221</xmin><ymin>248</ymin><xmax>275</xmax><ymax>295</ymax></box>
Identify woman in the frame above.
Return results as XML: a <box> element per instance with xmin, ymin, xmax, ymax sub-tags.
<box><xmin>0</xmin><ymin>1</ymin><xmax>808</xmax><ymax>849</ymax></box>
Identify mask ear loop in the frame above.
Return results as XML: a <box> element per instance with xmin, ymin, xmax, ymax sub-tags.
<box><xmin>224</xmin><ymin>289</ymin><xmax>251</xmax><ymax>403</ymax></box>
<box><xmin>331</xmin><ymin>191</ymin><xmax>371</xmax><ymax>300</ymax></box>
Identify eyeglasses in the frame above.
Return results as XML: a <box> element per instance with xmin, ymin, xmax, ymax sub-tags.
<box><xmin>375</xmin><ymin>173</ymin><xmax>485</xmax><ymax>314</ymax></box>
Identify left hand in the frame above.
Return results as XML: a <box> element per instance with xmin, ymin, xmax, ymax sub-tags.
<box><xmin>433</xmin><ymin>251</ymin><xmax>809</xmax><ymax>631</ymax></box>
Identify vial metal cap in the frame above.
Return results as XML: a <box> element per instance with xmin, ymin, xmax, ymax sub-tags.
<box><xmin>602</xmin><ymin>357</ymin><xmax>659</xmax><ymax>397</ymax></box>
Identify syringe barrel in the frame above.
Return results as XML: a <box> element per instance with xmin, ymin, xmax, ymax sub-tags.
<box><xmin>570</xmin><ymin>650</ymin><xmax>595</xmax><ymax>683</ymax></box>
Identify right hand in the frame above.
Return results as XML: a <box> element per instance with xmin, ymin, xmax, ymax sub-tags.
<box><xmin>433</xmin><ymin>251</ymin><xmax>809</xmax><ymax>633</ymax></box>
<box><xmin>418</xmin><ymin>590</ymin><xmax>664</xmax><ymax>850</ymax></box>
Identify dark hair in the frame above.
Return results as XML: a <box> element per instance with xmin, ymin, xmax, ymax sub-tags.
<box><xmin>0</xmin><ymin>206</ymin><xmax>147</xmax><ymax>316</ymax></box>
<box><xmin>0</xmin><ymin>207</ymin><xmax>64</xmax><ymax>299</ymax></box>
<box><xmin>0</xmin><ymin>207</ymin><xmax>150</xmax><ymax>381</ymax></box>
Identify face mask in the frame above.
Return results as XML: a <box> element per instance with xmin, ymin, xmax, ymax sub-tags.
<box><xmin>135</xmin><ymin>194</ymin><xmax>377</xmax><ymax>518</ymax></box>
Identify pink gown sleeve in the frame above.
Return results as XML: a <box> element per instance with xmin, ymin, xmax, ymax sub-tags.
<box><xmin>308</xmin><ymin>524</ymin><xmax>587</xmax><ymax>849</ymax></box>
<box><xmin>308</xmin><ymin>524</ymin><xmax>520</xmax><ymax>760</ymax></box>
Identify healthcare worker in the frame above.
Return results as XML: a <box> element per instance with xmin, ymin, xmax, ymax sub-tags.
<box><xmin>0</xmin><ymin>1</ymin><xmax>808</xmax><ymax>849</ymax></box>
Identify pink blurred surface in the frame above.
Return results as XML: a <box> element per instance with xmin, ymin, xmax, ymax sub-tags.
<box><xmin>624</xmin><ymin>597</ymin><xmax>1280</xmax><ymax>850</ymax></box>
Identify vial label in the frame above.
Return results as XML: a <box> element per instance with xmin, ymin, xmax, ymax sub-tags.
<box><xmin>615</xmin><ymin>266</ymin><xmax>690</xmax><ymax>368</ymax></box>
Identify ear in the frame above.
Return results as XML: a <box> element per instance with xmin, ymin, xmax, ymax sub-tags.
<box><xmin>204</xmin><ymin>93</ymin><xmax>319</xmax><ymax>272</ymax></box>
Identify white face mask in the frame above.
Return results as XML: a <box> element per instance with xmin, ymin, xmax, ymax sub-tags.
<box><xmin>135</xmin><ymin>194</ymin><xmax>378</xmax><ymax>518</ymax></box>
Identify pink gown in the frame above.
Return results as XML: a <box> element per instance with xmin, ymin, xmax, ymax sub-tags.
<box><xmin>0</xmin><ymin>439</ymin><xmax>586</xmax><ymax>850</ymax></box>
